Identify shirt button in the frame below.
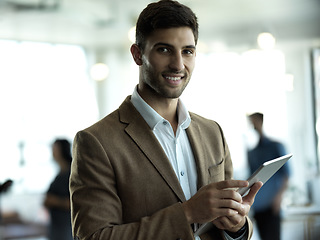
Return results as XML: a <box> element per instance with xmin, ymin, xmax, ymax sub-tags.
<box><xmin>180</xmin><ymin>171</ymin><xmax>185</xmax><ymax>176</ymax></box>
<box><xmin>163</xmin><ymin>121</ymin><xmax>167</xmax><ymax>125</ymax></box>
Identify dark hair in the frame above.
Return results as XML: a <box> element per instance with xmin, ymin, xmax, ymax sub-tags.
<box><xmin>135</xmin><ymin>0</ymin><xmax>199</xmax><ymax>50</ymax></box>
<box><xmin>53</xmin><ymin>139</ymin><xmax>72</xmax><ymax>165</ymax></box>
<box><xmin>249</xmin><ymin>112</ymin><xmax>264</xmax><ymax>122</ymax></box>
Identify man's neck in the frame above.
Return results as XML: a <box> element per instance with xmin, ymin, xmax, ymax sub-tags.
<box><xmin>149</xmin><ymin>98</ymin><xmax>179</xmax><ymax>134</ymax></box>
<box><xmin>159</xmin><ymin>100</ymin><xmax>179</xmax><ymax>134</ymax></box>
<box><xmin>137</xmin><ymin>88</ymin><xmax>179</xmax><ymax>133</ymax></box>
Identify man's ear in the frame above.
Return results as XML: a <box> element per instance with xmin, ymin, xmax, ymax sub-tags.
<box><xmin>130</xmin><ymin>44</ymin><xmax>143</xmax><ymax>66</ymax></box>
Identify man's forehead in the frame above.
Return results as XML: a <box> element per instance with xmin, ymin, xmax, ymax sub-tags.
<box><xmin>146</xmin><ymin>27</ymin><xmax>196</xmax><ymax>47</ymax></box>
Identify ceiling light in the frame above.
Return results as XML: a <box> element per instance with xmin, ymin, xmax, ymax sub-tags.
<box><xmin>90</xmin><ymin>63</ymin><xmax>109</xmax><ymax>81</ymax></box>
<box><xmin>257</xmin><ymin>32</ymin><xmax>276</xmax><ymax>50</ymax></box>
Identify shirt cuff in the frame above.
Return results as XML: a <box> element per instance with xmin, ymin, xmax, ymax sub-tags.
<box><xmin>223</xmin><ymin>221</ymin><xmax>248</xmax><ymax>240</ymax></box>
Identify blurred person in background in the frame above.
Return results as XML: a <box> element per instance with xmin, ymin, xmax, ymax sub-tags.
<box><xmin>247</xmin><ymin>112</ymin><xmax>290</xmax><ymax>240</ymax></box>
<box><xmin>44</xmin><ymin>139</ymin><xmax>73</xmax><ymax>240</ymax></box>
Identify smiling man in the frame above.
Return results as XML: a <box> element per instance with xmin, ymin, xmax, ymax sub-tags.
<box><xmin>70</xmin><ymin>1</ymin><xmax>262</xmax><ymax>240</ymax></box>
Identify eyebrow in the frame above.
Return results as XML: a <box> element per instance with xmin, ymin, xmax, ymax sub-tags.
<box><xmin>154</xmin><ymin>42</ymin><xmax>196</xmax><ymax>49</ymax></box>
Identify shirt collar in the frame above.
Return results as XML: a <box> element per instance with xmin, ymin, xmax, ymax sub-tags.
<box><xmin>131</xmin><ymin>85</ymin><xmax>191</xmax><ymax>130</ymax></box>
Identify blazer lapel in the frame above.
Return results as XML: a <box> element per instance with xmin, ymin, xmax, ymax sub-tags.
<box><xmin>186</xmin><ymin>116</ymin><xmax>209</xmax><ymax>189</ymax></box>
<box><xmin>119</xmin><ymin>97</ymin><xmax>186</xmax><ymax>202</ymax></box>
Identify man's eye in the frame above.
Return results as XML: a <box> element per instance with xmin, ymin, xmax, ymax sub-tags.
<box><xmin>158</xmin><ymin>47</ymin><xmax>170</xmax><ymax>53</ymax></box>
<box><xmin>183</xmin><ymin>49</ymin><xmax>194</xmax><ymax>55</ymax></box>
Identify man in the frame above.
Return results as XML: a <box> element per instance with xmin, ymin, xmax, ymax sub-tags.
<box><xmin>247</xmin><ymin>112</ymin><xmax>290</xmax><ymax>240</ymax></box>
<box><xmin>70</xmin><ymin>1</ymin><xmax>262</xmax><ymax>239</ymax></box>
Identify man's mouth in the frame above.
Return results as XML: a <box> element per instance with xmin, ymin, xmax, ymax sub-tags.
<box><xmin>163</xmin><ymin>75</ymin><xmax>184</xmax><ymax>81</ymax></box>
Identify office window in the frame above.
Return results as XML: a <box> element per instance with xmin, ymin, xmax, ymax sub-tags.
<box><xmin>0</xmin><ymin>40</ymin><xmax>98</xmax><ymax>194</ymax></box>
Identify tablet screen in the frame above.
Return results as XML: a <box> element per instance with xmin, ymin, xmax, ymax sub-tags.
<box><xmin>237</xmin><ymin>153</ymin><xmax>292</xmax><ymax>196</ymax></box>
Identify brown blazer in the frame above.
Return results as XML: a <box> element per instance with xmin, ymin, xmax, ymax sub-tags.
<box><xmin>70</xmin><ymin>96</ymin><xmax>253</xmax><ymax>240</ymax></box>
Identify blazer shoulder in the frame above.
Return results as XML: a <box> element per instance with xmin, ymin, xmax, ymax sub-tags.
<box><xmin>77</xmin><ymin>96</ymin><xmax>132</xmax><ymax>135</ymax></box>
<box><xmin>188</xmin><ymin>112</ymin><xmax>228</xmax><ymax>150</ymax></box>
<box><xmin>83</xmin><ymin>109</ymin><xmax>120</xmax><ymax>133</ymax></box>
<box><xmin>189</xmin><ymin>112</ymin><xmax>223</xmax><ymax>132</ymax></box>
<box><xmin>77</xmin><ymin>96</ymin><xmax>146</xmax><ymax>139</ymax></box>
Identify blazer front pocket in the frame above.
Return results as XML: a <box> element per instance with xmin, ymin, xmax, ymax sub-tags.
<box><xmin>208</xmin><ymin>159</ymin><xmax>225</xmax><ymax>183</ymax></box>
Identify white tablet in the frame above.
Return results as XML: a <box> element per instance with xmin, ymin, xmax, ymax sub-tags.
<box><xmin>237</xmin><ymin>153</ymin><xmax>292</xmax><ymax>196</ymax></box>
<box><xmin>194</xmin><ymin>153</ymin><xmax>292</xmax><ymax>236</ymax></box>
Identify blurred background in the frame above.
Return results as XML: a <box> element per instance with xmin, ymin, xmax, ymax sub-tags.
<box><xmin>0</xmin><ymin>0</ymin><xmax>320</xmax><ymax>239</ymax></box>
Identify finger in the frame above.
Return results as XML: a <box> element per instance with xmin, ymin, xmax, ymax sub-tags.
<box><xmin>214</xmin><ymin>207</ymin><xmax>239</xmax><ymax>218</ymax></box>
<box><xmin>215</xmin><ymin>180</ymin><xmax>249</xmax><ymax>191</ymax></box>
<box><xmin>218</xmin><ymin>198</ymin><xmax>245</xmax><ymax>213</ymax></box>
<box><xmin>220</xmin><ymin>189</ymin><xmax>243</xmax><ymax>203</ymax></box>
<box><xmin>236</xmin><ymin>203</ymin><xmax>250</xmax><ymax>216</ymax></box>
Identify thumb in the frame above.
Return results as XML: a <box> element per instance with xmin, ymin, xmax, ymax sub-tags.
<box><xmin>243</xmin><ymin>181</ymin><xmax>263</xmax><ymax>205</ymax></box>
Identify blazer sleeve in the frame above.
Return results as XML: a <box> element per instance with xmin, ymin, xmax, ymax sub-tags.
<box><xmin>70</xmin><ymin>130</ymin><xmax>195</xmax><ymax>240</ymax></box>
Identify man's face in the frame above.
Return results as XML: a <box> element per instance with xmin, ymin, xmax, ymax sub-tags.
<box><xmin>250</xmin><ymin>116</ymin><xmax>263</xmax><ymax>132</ymax></box>
<box><xmin>137</xmin><ymin>27</ymin><xmax>196</xmax><ymax>100</ymax></box>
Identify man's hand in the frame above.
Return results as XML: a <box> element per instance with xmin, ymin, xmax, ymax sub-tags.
<box><xmin>182</xmin><ymin>180</ymin><xmax>250</xmax><ymax>224</ymax></box>
<box><xmin>212</xmin><ymin>181</ymin><xmax>263</xmax><ymax>232</ymax></box>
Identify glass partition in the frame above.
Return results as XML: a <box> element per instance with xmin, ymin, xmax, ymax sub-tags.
<box><xmin>312</xmin><ymin>48</ymin><xmax>320</xmax><ymax>174</ymax></box>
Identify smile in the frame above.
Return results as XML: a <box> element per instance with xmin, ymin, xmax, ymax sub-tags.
<box><xmin>163</xmin><ymin>75</ymin><xmax>184</xmax><ymax>81</ymax></box>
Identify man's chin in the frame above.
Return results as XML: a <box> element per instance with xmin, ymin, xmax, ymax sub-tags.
<box><xmin>162</xmin><ymin>90</ymin><xmax>184</xmax><ymax>99</ymax></box>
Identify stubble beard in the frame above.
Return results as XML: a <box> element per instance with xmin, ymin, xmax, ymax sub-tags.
<box><xmin>142</xmin><ymin>68</ymin><xmax>190</xmax><ymax>99</ymax></box>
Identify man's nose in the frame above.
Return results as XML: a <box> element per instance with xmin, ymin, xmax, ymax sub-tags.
<box><xmin>168</xmin><ymin>53</ymin><xmax>185</xmax><ymax>71</ymax></box>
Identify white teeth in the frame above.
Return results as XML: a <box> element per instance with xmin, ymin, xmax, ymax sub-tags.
<box><xmin>166</xmin><ymin>76</ymin><xmax>181</xmax><ymax>81</ymax></box>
